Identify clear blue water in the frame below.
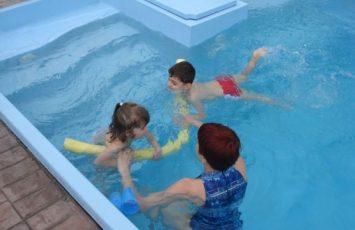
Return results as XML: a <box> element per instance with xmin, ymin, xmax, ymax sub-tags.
<box><xmin>1</xmin><ymin>0</ymin><xmax>354</xmax><ymax>229</ymax></box>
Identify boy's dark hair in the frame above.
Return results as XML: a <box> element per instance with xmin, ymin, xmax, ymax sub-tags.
<box><xmin>168</xmin><ymin>61</ymin><xmax>195</xmax><ymax>84</ymax></box>
<box><xmin>198</xmin><ymin>123</ymin><xmax>240</xmax><ymax>171</ymax></box>
<box><xmin>109</xmin><ymin>102</ymin><xmax>150</xmax><ymax>143</ymax></box>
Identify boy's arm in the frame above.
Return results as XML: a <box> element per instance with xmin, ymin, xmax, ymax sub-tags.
<box><xmin>191</xmin><ymin>99</ymin><xmax>205</xmax><ymax>121</ymax></box>
<box><xmin>145</xmin><ymin>130</ymin><xmax>162</xmax><ymax>159</ymax></box>
<box><xmin>184</xmin><ymin>114</ymin><xmax>203</xmax><ymax>128</ymax></box>
<box><xmin>234</xmin><ymin>47</ymin><xmax>267</xmax><ymax>83</ymax></box>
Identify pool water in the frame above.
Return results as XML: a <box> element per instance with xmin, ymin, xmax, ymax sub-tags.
<box><xmin>1</xmin><ymin>0</ymin><xmax>354</xmax><ymax>229</ymax></box>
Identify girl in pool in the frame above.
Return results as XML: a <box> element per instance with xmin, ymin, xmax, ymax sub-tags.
<box><xmin>94</xmin><ymin>102</ymin><xmax>161</xmax><ymax>167</ymax></box>
<box><xmin>118</xmin><ymin>122</ymin><xmax>247</xmax><ymax>230</ymax></box>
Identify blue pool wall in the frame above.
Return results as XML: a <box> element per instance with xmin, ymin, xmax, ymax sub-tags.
<box><xmin>0</xmin><ymin>0</ymin><xmax>98</xmax><ymax>31</ymax></box>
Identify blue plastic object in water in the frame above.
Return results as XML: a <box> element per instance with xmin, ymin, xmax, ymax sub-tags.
<box><xmin>109</xmin><ymin>188</ymin><xmax>139</xmax><ymax>215</ymax></box>
<box><xmin>121</xmin><ymin>187</ymin><xmax>140</xmax><ymax>215</ymax></box>
<box><xmin>109</xmin><ymin>192</ymin><xmax>123</xmax><ymax>209</ymax></box>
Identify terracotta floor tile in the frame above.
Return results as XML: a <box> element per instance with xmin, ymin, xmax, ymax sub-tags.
<box><xmin>0</xmin><ymin>0</ymin><xmax>26</xmax><ymax>8</ymax></box>
<box><xmin>0</xmin><ymin>146</ymin><xmax>28</xmax><ymax>170</ymax></box>
<box><xmin>8</xmin><ymin>222</ymin><xmax>30</xmax><ymax>230</ymax></box>
<box><xmin>0</xmin><ymin>124</ymin><xmax>10</xmax><ymax>139</ymax></box>
<box><xmin>0</xmin><ymin>3</ymin><xmax>105</xmax><ymax>228</ymax></box>
<box><xmin>0</xmin><ymin>135</ymin><xmax>18</xmax><ymax>153</ymax></box>
<box><xmin>51</xmin><ymin>215</ymin><xmax>100</xmax><ymax>230</ymax></box>
<box><xmin>67</xmin><ymin>201</ymin><xmax>100</xmax><ymax>228</ymax></box>
<box><xmin>0</xmin><ymin>158</ymin><xmax>39</xmax><ymax>188</ymax></box>
<box><xmin>13</xmin><ymin>183</ymin><xmax>63</xmax><ymax>219</ymax></box>
<box><xmin>0</xmin><ymin>201</ymin><xmax>22</xmax><ymax>229</ymax></box>
<box><xmin>0</xmin><ymin>190</ymin><xmax>6</xmax><ymax>204</ymax></box>
<box><xmin>27</xmin><ymin>199</ymin><xmax>77</xmax><ymax>230</ymax></box>
<box><xmin>3</xmin><ymin>170</ymin><xmax>50</xmax><ymax>202</ymax></box>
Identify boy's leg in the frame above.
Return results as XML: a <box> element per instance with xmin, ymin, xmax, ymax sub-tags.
<box><xmin>240</xmin><ymin>90</ymin><xmax>275</xmax><ymax>104</ymax></box>
<box><xmin>232</xmin><ymin>73</ymin><xmax>247</xmax><ymax>83</ymax></box>
<box><xmin>233</xmin><ymin>47</ymin><xmax>268</xmax><ymax>83</ymax></box>
<box><xmin>241</xmin><ymin>90</ymin><xmax>289</xmax><ymax>109</ymax></box>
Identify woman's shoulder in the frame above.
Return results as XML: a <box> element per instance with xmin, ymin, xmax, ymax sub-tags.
<box><xmin>181</xmin><ymin>178</ymin><xmax>205</xmax><ymax>205</ymax></box>
<box><xmin>176</xmin><ymin>178</ymin><xmax>203</xmax><ymax>189</ymax></box>
<box><xmin>169</xmin><ymin>178</ymin><xmax>205</xmax><ymax>205</ymax></box>
<box><xmin>234</xmin><ymin>156</ymin><xmax>247</xmax><ymax>181</ymax></box>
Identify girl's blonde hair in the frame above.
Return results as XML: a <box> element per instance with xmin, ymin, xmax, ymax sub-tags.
<box><xmin>109</xmin><ymin>102</ymin><xmax>150</xmax><ymax>143</ymax></box>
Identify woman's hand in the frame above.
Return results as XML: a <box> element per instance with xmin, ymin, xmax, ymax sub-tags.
<box><xmin>136</xmin><ymin>195</ymin><xmax>149</xmax><ymax>212</ymax></box>
<box><xmin>117</xmin><ymin>148</ymin><xmax>133</xmax><ymax>176</ymax></box>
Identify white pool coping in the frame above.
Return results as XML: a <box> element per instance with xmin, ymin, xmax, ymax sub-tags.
<box><xmin>144</xmin><ymin>0</ymin><xmax>237</xmax><ymax>20</ymax></box>
<box><xmin>0</xmin><ymin>95</ymin><xmax>137</xmax><ymax>230</ymax></box>
<box><xmin>117</xmin><ymin>0</ymin><xmax>247</xmax><ymax>47</ymax></box>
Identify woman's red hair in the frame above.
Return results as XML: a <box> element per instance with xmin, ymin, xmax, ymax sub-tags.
<box><xmin>198</xmin><ymin>123</ymin><xmax>240</xmax><ymax>171</ymax></box>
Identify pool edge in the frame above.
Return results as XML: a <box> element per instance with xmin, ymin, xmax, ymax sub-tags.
<box><xmin>0</xmin><ymin>94</ymin><xmax>138</xmax><ymax>229</ymax></box>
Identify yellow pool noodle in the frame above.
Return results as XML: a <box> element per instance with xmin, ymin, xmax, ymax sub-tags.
<box><xmin>64</xmin><ymin>138</ymin><xmax>104</xmax><ymax>155</ymax></box>
<box><xmin>63</xmin><ymin>129</ymin><xmax>189</xmax><ymax>161</ymax></box>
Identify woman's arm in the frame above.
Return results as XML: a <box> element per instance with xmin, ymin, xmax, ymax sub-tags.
<box><xmin>117</xmin><ymin>151</ymin><xmax>204</xmax><ymax>211</ymax></box>
<box><xmin>117</xmin><ymin>149</ymin><xmax>135</xmax><ymax>188</ymax></box>
<box><xmin>139</xmin><ymin>178</ymin><xmax>203</xmax><ymax>211</ymax></box>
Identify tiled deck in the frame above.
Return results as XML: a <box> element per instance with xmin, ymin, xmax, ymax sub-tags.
<box><xmin>0</xmin><ymin>121</ymin><xmax>101</xmax><ymax>230</ymax></box>
<box><xmin>0</xmin><ymin>0</ymin><xmax>25</xmax><ymax>8</ymax></box>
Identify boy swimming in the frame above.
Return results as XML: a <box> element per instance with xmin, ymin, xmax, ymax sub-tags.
<box><xmin>167</xmin><ymin>48</ymin><xmax>284</xmax><ymax>122</ymax></box>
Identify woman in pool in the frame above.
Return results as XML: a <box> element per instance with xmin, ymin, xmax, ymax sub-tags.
<box><xmin>118</xmin><ymin>122</ymin><xmax>247</xmax><ymax>229</ymax></box>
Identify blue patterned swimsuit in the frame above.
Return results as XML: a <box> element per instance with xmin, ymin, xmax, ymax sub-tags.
<box><xmin>190</xmin><ymin>166</ymin><xmax>247</xmax><ymax>230</ymax></box>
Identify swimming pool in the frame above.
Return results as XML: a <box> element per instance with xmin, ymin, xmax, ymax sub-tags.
<box><xmin>1</xmin><ymin>0</ymin><xmax>354</xmax><ymax>229</ymax></box>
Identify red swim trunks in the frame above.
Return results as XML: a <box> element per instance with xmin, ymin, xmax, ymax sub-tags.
<box><xmin>216</xmin><ymin>75</ymin><xmax>242</xmax><ymax>97</ymax></box>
